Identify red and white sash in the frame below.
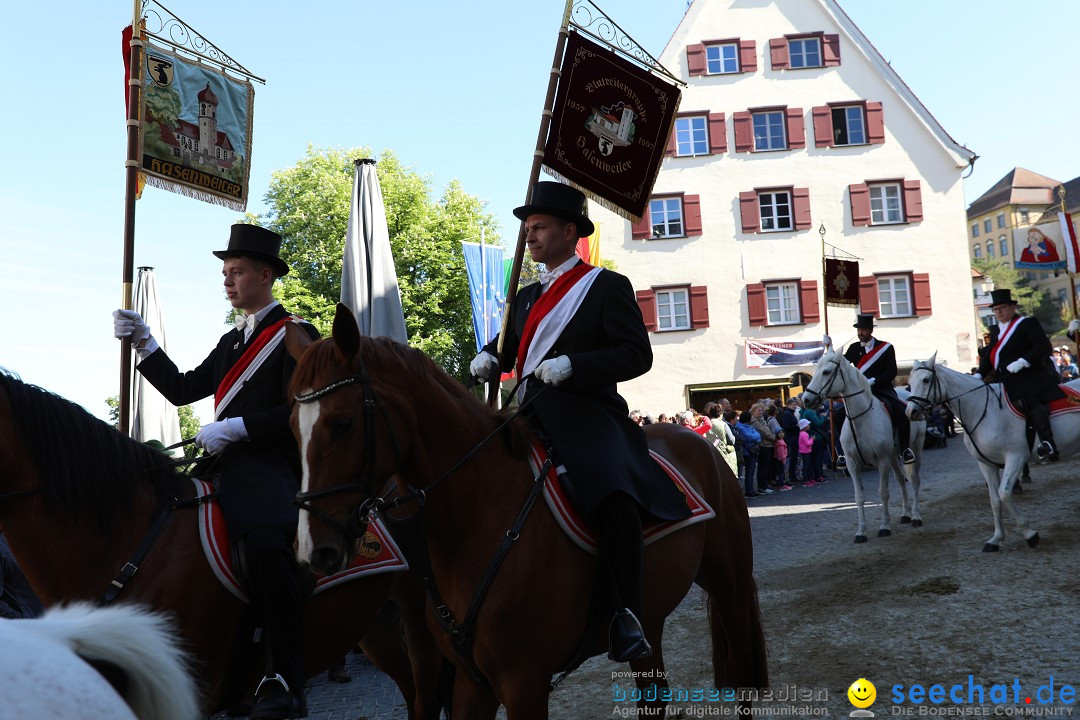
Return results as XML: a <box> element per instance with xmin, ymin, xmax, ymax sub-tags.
<box><xmin>988</xmin><ymin>316</ymin><xmax>1023</xmax><ymax>370</ymax></box>
<box><xmin>214</xmin><ymin>314</ymin><xmax>305</xmax><ymax>420</ymax></box>
<box><xmin>856</xmin><ymin>340</ymin><xmax>891</xmax><ymax>373</ymax></box>
<box><xmin>516</xmin><ymin>264</ymin><xmax>602</xmax><ymax>399</ymax></box>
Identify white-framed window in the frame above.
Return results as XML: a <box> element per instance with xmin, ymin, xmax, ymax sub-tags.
<box><xmin>650</xmin><ymin>197</ymin><xmax>684</xmax><ymax>238</ymax></box>
<box><xmin>759</xmin><ymin>190</ymin><xmax>793</xmax><ymax>231</ymax></box>
<box><xmin>831</xmin><ymin>105</ymin><xmax>866</xmax><ymax>145</ymax></box>
<box><xmin>868</xmin><ymin>183</ymin><xmax>903</xmax><ymax>224</ymax></box>
<box><xmin>877</xmin><ymin>275</ymin><xmax>912</xmax><ymax>318</ymax></box>
<box><xmin>674</xmin><ymin>115</ymin><xmax>709</xmax><ymax>156</ymax></box>
<box><xmin>788</xmin><ymin>37</ymin><xmax>822</xmax><ymax>68</ymax></box>
<box><xmin>765</xmin><ymin>281</ymin><xmax>800</xmax><ymax>325</ymax></box>
<box><xmin>752</xmin><ymin>111</ymin><xmax>787</xmax><ymax>151</ymax></box>
<box><xmin>984</xmin><ymin>218</ymin><xmax>992</xmax><ymax>233</ymax></box>
<box><xmin>705</xmin><ymin>43</ymin><xmax>738</xmax><ymax>74</ymax></box>
<box><xmin>986</xmin><ymin>241</ymin><xmax>995</xmax><ymax>257</ymax></box>
<box><xmin>973</xmin><ymin>244</ymin><xmax>982</xmax><ymax>259</ymax></box>
<box><xmin>972</xmin><ymin>223</ymin><xmax>980</xmax><ymax>238</ymax></box>
<box><xmin>656</xmin><ymin>288</ymin><xmax>690</xmax><ymax>331</ymax></box>
<box><xmin>999</xmin><ymin>235</ymin><xmax>1008</xmax><ymax>256</ymax></box>
<box><xmin>997</xmin><ymin>213</ymin><xmax>1006</xmax><ymax>229</ymax></box>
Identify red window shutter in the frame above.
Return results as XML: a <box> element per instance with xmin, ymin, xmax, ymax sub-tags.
<box><xmin>665</xmin><ymin>123</ymin><xmax>677</xmax><ymax>157</ymax></box>
<box><xmin>858</xmin><ymin>276</ymin><xmax>879</xmax><ymax>316</ymax></box>
<box><xmin>746</xmin><ymin>283</ymin><xmax>767</xmax><ymax>326</ymax></box>
<box><xmin>769</xmin><ymin>38</ymin><xmax>789</xmax><ymax>70</ymax></box>
<box><xmin>823</xmin><ymin>34</ymin><xmax>841</xmax><ymax>66</ymax></box>
<box><xmin>689</xmin><ymin>285</ymin><xmax>710</xmax><ymax>328</ymax></box>
<box><xmin>739</xmin><ymin>191</ymin><xmax>760</xmax><ymax>234</ymax></box>
<box><xmin>738</xmin><ymin>40</ymin><xmax>757</xmax><ymax>72</ymax></box>
<box><xmin>792</xmin><ymin>187</ymin><xmax>812</xmax><ymax>230</ymax></box>
<box><xmin>849</xmin><ymin>183</ymin><xmax>871</xmax><ymax>227</ymax></box>
<box><xmin>799</xmin><ymin>279</ymin><xmax>820</xmax><ymax>323</ymax></box>
<box><xmin>632</xmin><ymin>210</ymin><xmax>652</xmax><ymax>240</ymax></box>
<box><xmin>636</xmin><ymin>289</ymin><xmax>658</xmax><ymax>331</ymax></box>
<box><xmin>866</xmin><ymin>102</ymin><xmax>885</xmax><ymax>144</ymax></box>
<box><xmin>733</xmin><ymin>111</ymin><xmax>752</xmax><ymax>152</ymax></box>
<box><xmin>687</xmin><ymin>44</ymin><xmax>706</xmax><ymax>76</ymax></box>
<box><xmin>812</xmin><ymin>106</ymin><xmax>833</xmax><ymax>147</ymax></box>
<box><xmin>684</xmin><ymin>194</ymin><xmax>703</xmax><ymax>236</ymax></box>
<box><xmin>708</xmin><ymin>112</ymin><xmax>727</xmax><ymax>154</ymax></box>
<box><xmin>903</xmin><ymin>180</ymin><xmax>924</xmax><ymax>223</ymax></box>
<box><xmin>912</xmin><ymin>273</ymin><xmax>932</xmax><ymax>316</ymax></box>
<box><xmin>786</xmin><ymin>107</ymin><xmax>806</xmax><ymax>149</ymax></box>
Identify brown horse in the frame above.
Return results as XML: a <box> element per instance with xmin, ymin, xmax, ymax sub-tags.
<box><xmin>285</xmin><ymin>304</ymin><xmax>768</xmax><ymax>718</ymax></box>
<box><xmin>0</xmin><ymin>368</ymin><xmax>442</xmax><ymax>718</ymax></box>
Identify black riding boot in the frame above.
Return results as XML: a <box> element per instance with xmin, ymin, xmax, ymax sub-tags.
<box><xmin>1026</xmin><ymin>402</ymin><xmax>1059</xmax><ymax>461</ymax></box>
<box><xmin>593</xmin><ymin>493</ymin><xmax>651</xmax><ymax>663</ymax></box>
<box><xmin>896</xmin><ymin>411</ymin><xmax>915</xmax><ymax>464</ymax></box>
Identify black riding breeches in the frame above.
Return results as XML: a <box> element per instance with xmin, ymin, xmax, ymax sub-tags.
<box><xmin>1017</xmin><ymin>396</ymin><xmax>1055</xmax><ymax>441</ymax></box>
<box><xmin>592</xmin><ymin>492</ymin><xmax>644</xmax><ymax>617</ymax></box>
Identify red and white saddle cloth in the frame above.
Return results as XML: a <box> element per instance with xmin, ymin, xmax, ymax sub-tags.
<box><xmin>191</xmin><ymin>479</ymin><xmax>408</xmax><ymax>602</ymax></box>
<box><xmin>529</xmin><ymin>442</ymin><xmax>715</xmax><ymax>554</ymax></box>
<box><xmin>1004</xmin><ymin>383</ymin><xmax>1080</xmax><ymax>420</ymax></box>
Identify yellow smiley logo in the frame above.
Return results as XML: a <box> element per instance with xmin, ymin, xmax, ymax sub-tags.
<box><xmin>848</xmin><ymin>678</ymin><xmax>876</xmax><ymax>709</ymax></box>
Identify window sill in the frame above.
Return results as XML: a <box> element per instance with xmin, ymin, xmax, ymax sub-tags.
<box><xmin>759</xmin><ymin>227</ymin><xmax>797</xmax><ymax>234</ymax></box>
<box><xmin>750</xmin><ymin>147</ymin><xmax>791</xmax><ymax>153</ymax></box>
<box><xmin>869</xmin><ymin>220</ymin><xmax>907</xmax><ymax>226</ymax></box>
<box><xmin>655</xmin><ymin>326</ymin><xmax>693</xmax><ymax>333</ymax></box>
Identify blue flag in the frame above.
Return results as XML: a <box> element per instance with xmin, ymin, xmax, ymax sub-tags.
<box><xmin>462</xmin><ymin>241</ymin><xmax>506</xmax><ymax>352</ymax></box>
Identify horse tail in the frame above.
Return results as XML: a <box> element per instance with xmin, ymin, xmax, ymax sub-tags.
<box><xmin>699</xmin><ymin>449</ymin><xmax>770</xmax><ymax>696</ymax></box>
<box><xmin>33</xmin><ymin>602</ymin><xmax>200</xmax><ymax>720</ymax></box>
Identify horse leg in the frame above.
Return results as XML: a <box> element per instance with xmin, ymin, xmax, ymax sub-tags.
<box><xmin>391</xmin><ymin>573</ymin><xmax>448</xmax><ymax>720</ymax></box>
<box><xmin>977</xmin><ymin>460</ymin><xmax>1007</xmax><ymax>552</ymax></box>
<box><xmin>355</xmin><ymin>602</ymin><xmax>420</xmax><ymax>719</ymax></box>
<box><xmin>877</xmin><ymin>459</ymin><xmax>900</xmax><ymax>537</ymax></box>
<box><xmin>849</xmin><ymin>465</ymin><xmax>869</xmax><ymax>543</ymax></box>
<box><xmin>448</xmin><ymin>669</ymin><xmax>500</xmax><ymax>720</ymax></box>
<box><xmin>905</xmin><ymin>448</ymin><xmax>923</xmax><ymax>528</ymax></box>
<box><xmin>630</xmin><ymin>623</ymin><xmax>669</xmax><ymax>717</ymax></box>
<box><xmin>996</xmin><ymin>455</ymin><xmax>1039</xmax><ymax>549</ymax></box>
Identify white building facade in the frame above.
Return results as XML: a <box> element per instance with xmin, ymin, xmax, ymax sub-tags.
<box><xmin>587</xmin><ymin>0</ymin><xmax>977</xmax><ymax>413</ymax></box>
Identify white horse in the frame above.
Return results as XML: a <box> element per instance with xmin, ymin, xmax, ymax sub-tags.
<box><xmin>905</xmin><ymin>353</ymin><xmax>1080</xmax><ymax>552</ymax></box>
<box><xmin>803</xmin><ymin>348</ymin><xmax>926</xmax><ymax>543</ymax></box>
<box><xmin>0</xmin><ymin>602</ymin><xmax>199</xmax><ymax>720</ymax></box>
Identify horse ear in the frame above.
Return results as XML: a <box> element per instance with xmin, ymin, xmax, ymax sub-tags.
<box><xmin>333</xmin><ymin>303</ymin><xmax>361</xmax><ymax>362</ymax></box>
<box><xmin>284</xmin><ymin>322</ymin><xmax>313</xmax><ymax>362</ymax></box>
<box><xmin>929</xmin><ymin>351</ymin><xmax>938</xmax><ymax>366</ymax></box>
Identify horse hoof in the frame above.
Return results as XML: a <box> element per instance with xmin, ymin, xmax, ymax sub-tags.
<box><xmin>854</xmin><ymin>535</ymin><xmax>868</xmax><ymax>544</ymax></box>
<box><xmin>900</xmin><ymin>516</ymin><xmax>911</xmax><ymax>524</ymax></box>
<box><xmin>1022</xmin><ymin>475</ymin><xmax>1032</xmax><ymax>484</ymax></box>
<box><xmin>877</xmin><ymin>529</ymin><xmax>891</xmax><ymax>537</ymax></box>
<box><xmin>982</xmin><ymin>543</ymin><xmax>999</xmax><ymax>553</ymax></box>
<box><xmin>1012</xmin><ymin>483</ymin><xmax>1023</xmax><ymax>495</ymax></box>
<box><xmin>1027</xmin><ymin>533</ymin><xmax>1040</xmax><ymax>548</ymax></box>
<box><xmin>911</xmin><ymin>519</ymin><xmax>923</xmax><ymax>528</ymax></box>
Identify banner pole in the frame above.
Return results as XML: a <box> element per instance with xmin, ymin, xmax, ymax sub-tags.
<box><xmin>119</xmin><ymin>2</ymin><xmax>143</xmax><ymax>436</ymax></box>
<box><xmin>819</xmin><ymin>224</ymin><xmax>838</xmax><ymax>473</ymax></box>
<box><xmin>490</xmin><ymin>0</ymin><xmax>573</xmax><ymax>406</ymax></box>
<box><xmin>1060</xmin><ymin>185</ymin><xmax>1078</xmax><ymax>324</ymax></box>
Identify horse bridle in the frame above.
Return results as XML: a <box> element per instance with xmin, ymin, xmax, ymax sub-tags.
<box><xmin>907</xmin><ymin>364</ymin><xmax>1005</xmax><ymax>467</ymax></box>
<box><xmin>811</xmin><ymin>354</ymin><xmax>873</xmax><ymax>420</ymax></box>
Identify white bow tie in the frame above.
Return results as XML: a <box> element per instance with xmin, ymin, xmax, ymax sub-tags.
<box><xmin>234</xmin><ymin>314</ymin><xmax>257</xmax><ymax>333</ymax></box>
<box><xmin>539</xmin><ymin>268</ymin><xmax>563</xmax><ymax>286</ymax></box>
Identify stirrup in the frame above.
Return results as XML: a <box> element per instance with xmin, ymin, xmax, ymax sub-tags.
<box><xmin>835</xmin><ymin>455</ymin><xmax>846</xmax><ymax>468</ymax></box>
<box><xmin>255</xmin><ymin>673</ymin><xmax>291</xmax><ymax>697</ymax></box>
<box><xmin>900</xmin><ymin>448</ymin><xmax>915</xmax><ymax>465</ymax></box>
<box><xmin>608</xmin><ymin>609</ymin><xmax>652</xmax><ymax>663</ymax></box>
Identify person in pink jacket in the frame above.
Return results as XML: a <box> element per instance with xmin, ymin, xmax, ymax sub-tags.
<box><xmin>797</xmin><ymin>418</ymin><xmax>816</xmax><ymax>487</ymax></box>
<box><xmin>773</xmin><ymin>431</ymin><xmax>791</xmax><ymax>491</ymax></box>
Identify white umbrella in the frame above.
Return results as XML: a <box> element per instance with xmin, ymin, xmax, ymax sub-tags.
<box><xmin>341</xmin><ymin>158</ymin><xmax>408</xmax><ymax>343</ymax></box>
<box><xmin>130</xmin><ymin>267</ymin><xmax>181</xmax><ymax>449</ymax></box>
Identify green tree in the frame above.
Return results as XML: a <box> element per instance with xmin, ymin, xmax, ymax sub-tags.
<box><xmin>973</xmin><ymin>258</ymin><xmax>1057</xmax><ymax>329</ymax></box>
<box><xmin>105</xmin><ymin>395</ymin><xmax>201</xmax><ymax>458</ymax></box>
<box><xmin>253</xmin><ymin>145</ymin><xmax>501</xmax><ymax>378</ymax></box>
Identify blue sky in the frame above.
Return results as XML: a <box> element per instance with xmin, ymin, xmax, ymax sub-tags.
<box><xmin>1</xmin><ymin>0</ymin><xmax>1076</xmax><ymax>423</ymax></box>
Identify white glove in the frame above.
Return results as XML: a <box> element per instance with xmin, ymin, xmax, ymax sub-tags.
<box><xmin>113</xmin><ymin>309</ymin><xmax>151</xmax><ymax>343</ymax></box>
<box><xmin>194</xmin><ymin>417</ymin><xmax>248</xmax><ymax>455</ymax></box>
<box><xmin>822</xmin><ymin>334</ymin><xmax>832</xmax><ymax>347</ymax></box>
<box><xmin>535</xmin><ymin>356</ymin><xmax>573</xmax><ymax>386</ymax></box>
<box><xmin>470</xmin><ymin>350</ymin><xmax>498</xmax><ymax>380</ymax></box>
<box><xmin>1069</xmin><ymin>320</ymin><xmax>1080</xmax><ymax>333</ymax></box>
<box><xmin>972</xmin><ymin>372</ymin><xmax>983</xmax><ymax>380</ymax></box>
<box><xmin>867</xmin><ymin>377</ymin><xmax>876</xmax><ymax>386</ymax></box>
<box><xmin>1006</xmin><ymin>358</ymin><xmax>1030</xmax><ymax>374</ymax></box>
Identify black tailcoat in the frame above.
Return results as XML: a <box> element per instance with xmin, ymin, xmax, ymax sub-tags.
<box><xmin>138</xmin><ymin>304</ymin><xmax>319</xmax><ymax>537</ymax></box>
<box><xmin>485</xmin><ymin>267</ymin><xmax>690</xmax><ymax>522</ymax></box>
<box><xmin>976</xmin><ymin>315</ymin><xmax>1064</xmax><ymax>403</ymax></box>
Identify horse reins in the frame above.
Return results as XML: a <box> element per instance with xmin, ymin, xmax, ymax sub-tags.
<box><xmin>908</xmin><ymin>366</ymin><xmax>1005</xmax><ymax>468</ymax></box>
<box><xmin>809</xmin><ymin>355</ymin><xmax>876</xmax><ymax>466</ymax></box>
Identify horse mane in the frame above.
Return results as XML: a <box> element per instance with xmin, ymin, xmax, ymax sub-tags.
<box><xmin>290</xmin><ymin>337</ymin><xmax>532</xmax><ymax>454</ymax></box>
<box><xmin>0</xmin><ymin>370</ymin><xmax>186</xmax><ymax>534</ymax></box>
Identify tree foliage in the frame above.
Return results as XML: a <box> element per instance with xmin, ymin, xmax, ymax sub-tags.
<box><xmin>973</xmin><ymin>258</ymin><xmax>1057</xmax><ymax>330</ymax></box>
<box><xmin>252</xmin><ymin>145</ymin><xmax>503</xmax><ymax>379</ymax></box>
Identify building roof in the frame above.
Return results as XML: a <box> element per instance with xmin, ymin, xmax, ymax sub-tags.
<box><xmin>966</xmin><ymin>167</ymin><xmax>1061</xmax><ymax>218</ymax></box>
<box><xmin>1034</xmin><ymin>175</ymin><xmax>1080</xmax><ymax>223</ymax></box>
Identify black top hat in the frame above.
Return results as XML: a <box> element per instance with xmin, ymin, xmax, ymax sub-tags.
<box><xmin>513</xmin><ymin>182</ymin><xmax>595</xmax><ymax>237</ymax></box>
<box><xmin>212</xmin><ymin>224</ymin><xmax>290</xmax><ymax>277</ymax></box>
<box><xmin>853</xmin><ymin>313</ymin><xmax>876</xmax><ymax>329</ymax></box>
<box><xmin>989</xmin><ymin>288</ymin><xmax>1018</xmax><ymax>308</ymax></box>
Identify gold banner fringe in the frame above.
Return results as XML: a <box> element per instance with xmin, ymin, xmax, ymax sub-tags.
<box><xmin>143</xmin><ymin>175</ymin><xmax>245</xmax><ymax>212</ymax></box>
<box><xmin>541</xmin><ymin>166</ymin><xmax>643</xmax><ymax>223</ymax></box>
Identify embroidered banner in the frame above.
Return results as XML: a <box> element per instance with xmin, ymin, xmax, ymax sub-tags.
<box><xmin>824</xmin><ymin>259</ymin><xmax>859</xmax><ymax>307</ymax></box>
<box><xmin>542</xmin><ymin>31</ymin><xmax>680</xmax><ymax>222</ymax></box>
<box><xmin>139</xmin><ymin>39</ymin><xmax>254</xmax><ymax>210</ymax></box>
<box><xmin>1013</xmin><ymin>220</ymin><xmax>1067</xmax><ymax>271</ymax></box>
<box><xmin>744</xmin><ymin>340</ymin><xmax>825</xmax><ymax>369</ymax></box>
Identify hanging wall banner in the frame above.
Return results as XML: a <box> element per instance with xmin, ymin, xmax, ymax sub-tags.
<box><xmin>824</xmin><ymin>258</ymin><xmax>859</xmax><ymax>307</ymax></box>
<box><xmin>542</xmin><ymin>31</ymin><xmax>680</xmax><ymax>222</ymax></box>
<box><xmin>139</xmin><ymin>40</ymin><xmax>254</xmax><ymax>210</ymax></box>
<box><xmin>1013</xmin><ymin>220</ymin><xmax>1067</xmax><ymax>271</ymax></box>
<box><xmin>745</xmin><ymin>340</ymin><xmax>825</xmax><ymax>369</ymax></box>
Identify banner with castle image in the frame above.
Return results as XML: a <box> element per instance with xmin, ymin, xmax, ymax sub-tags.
<box><xmin>139</xmin><ymin>40</ymin><xmax>254</xmax><ymax>210</ymax></box>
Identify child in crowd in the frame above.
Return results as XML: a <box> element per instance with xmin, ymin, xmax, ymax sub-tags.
<box><xmin>774</xmin><ymin>430</ymin><xmax>792</xmax><ymax>491</ymax></box>
<box><xmin>797</xmin><ymin>418</ymin><xmax>815</xmax><ymax>486</ymax></box>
